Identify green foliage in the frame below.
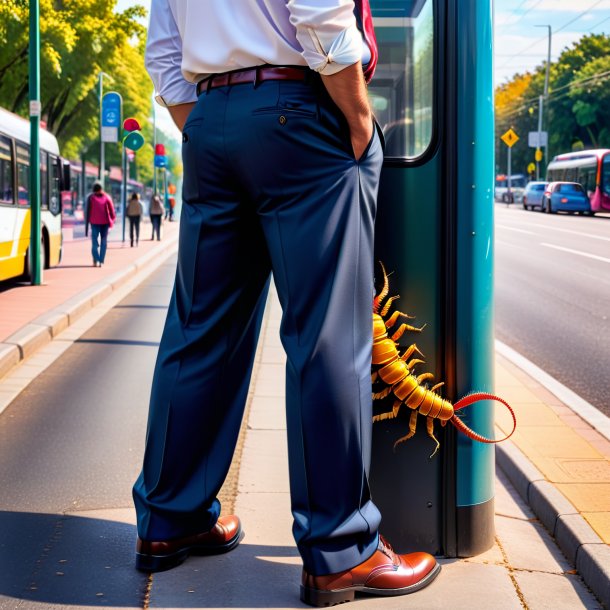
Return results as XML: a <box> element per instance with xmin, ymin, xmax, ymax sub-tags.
<box><xmin>495</xmin><ymin>34</ymin><xmax>610</xmax><ymax>176</ymax></box>
<box><xmin>0</xmin><ymin>0</ymin><xmax>159</xmax><ymax>185</ymax></box>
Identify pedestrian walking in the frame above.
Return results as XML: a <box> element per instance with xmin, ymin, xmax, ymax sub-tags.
<box><xmin>149</xmin><ymin>193</ymin><xmax>163</xmax><ymax>241</ymax></box>
<box><xmin>85</xmin><ymin>181</ymin><xmax>115</xmax><ymax>267</ymax></box>
<box><xmin>133</xmin><ymin>1</ymin><xmax>440</xmax><ymax>607</ymax></box>
<box><xmin>126</xmin><ymin>192</ymin><xmax>144</xmax><ymax>247</ymax></box>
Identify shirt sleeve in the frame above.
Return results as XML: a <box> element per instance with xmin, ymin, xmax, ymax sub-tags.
<box><xmin>286</xmin><ymin>0</ymin><xmax>363</xmax><ymax>75</ymax></box>
<box><xmin>146</xmin><ymin>0</ymin><xmax>197</xmax><ymax>107</ymax></box>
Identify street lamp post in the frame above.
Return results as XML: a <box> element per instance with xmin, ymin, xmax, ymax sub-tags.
<box><xmin>29</xmin><ymin>0</ymin><xmax>41</xmax><ymax>285</ymax></box>
<box><xmin>98</xmin><ymin>71</ymin><xmax>113</xmax><ymax>189</ymax></box>
<box><xmin>535</xmin><ymin>25</ymin><xmax>552</xmax><ymax>180</ymax></box>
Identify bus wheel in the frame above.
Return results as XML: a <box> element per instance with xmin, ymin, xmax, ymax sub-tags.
<box><xmin>22</xmin><ymin>235</ymin><xmax>47</xmax><ymax>280</ymax></box>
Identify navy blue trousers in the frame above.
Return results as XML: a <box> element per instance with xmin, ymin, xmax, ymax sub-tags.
<box><xmin>133</xmin><ymin>76</ymin><xmax>384</xmax><ymax>575</ymax></box>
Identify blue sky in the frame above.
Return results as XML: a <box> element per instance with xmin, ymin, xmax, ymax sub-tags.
<box><xmin>495</xmin><ymin>0</ymin><xmax>610</xmax><ymax>84</ymax></box>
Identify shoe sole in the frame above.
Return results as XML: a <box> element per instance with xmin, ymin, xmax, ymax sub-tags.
<box><xmin>135</xmin><ymin>528</ymin><xmax>244</xmax><ymax>573</ymax></box>
<box><xmin>300</xmin><ymin>562</ymin><xmax>441</xmax><ymax>607</ymax></box>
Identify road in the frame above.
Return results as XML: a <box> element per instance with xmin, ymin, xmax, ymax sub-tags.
<box><xmin>0</xmin><ymin>257</ymin><xmax>176</xmax><ymax>609</ymax></box>
<box><xmin>495</xmin><ymin>204</ymin><xmax>610</xmax><ymax>417</ymax></box>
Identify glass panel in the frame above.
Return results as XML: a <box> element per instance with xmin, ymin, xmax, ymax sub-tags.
<box><xmin>602</xmin><ymin>156</ymin><xmax>610</xmax><ymax>196</ymax></box>
<box><xmin>49</xmin><ymin>154</ymin><xmax>60</xmax><ymax>214</ymax></box>
<box><xmin>40</xmin><ymin>150</ymin><xmax>48</xmax><ymax>209</ymax></box>
<box><xmin>368</xmin><ymin>0</ymin><xmax>434</xmax><ymax>158</ymax></box>
<box><xmin>0</xmin><ymin>135</ymin><xmax>13</xmax><ymax>204</ymax></box>
<box><xmin>16</xmin><ymin>144</ymin><xmax>29</xmax><ymax>205</ymax></box>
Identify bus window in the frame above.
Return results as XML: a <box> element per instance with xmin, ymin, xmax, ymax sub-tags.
<box><xmin>0</xmin><ymin>135</ymin><xmax>13</xmax><ymax>204</ymax></box>
<box><xmin>40</xmin><ymin>150</ymin><xmax>48</xmax><ymax>209</ymax></box>
<box><xmin>368</xmin><ymin>0</ymin><xmax>434</xmax><ymax>158</ymax></box>
<box><xmin>603</xmin><ymin>156</ymin><xmax>610</xmax><ymax>196</ymax></box>
<box><xmin>49</xmin><ymin>154</ymin><xmax>61</xmax><ymax>215</ymax></box>
<box><xmin>16</xmin><ymin>144</ymin><xmax>29</xmax><ymax>205</ymax></box>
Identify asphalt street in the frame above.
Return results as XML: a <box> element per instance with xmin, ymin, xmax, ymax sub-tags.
<box><xmin>0</xmin><ymin>257</ymin><xmax>176</xmax><ymax>609</ymax></box>
<box><xmin>495</xmin><ymin>204</ymin><xmax>610</xmax><ymax>417</ymax></box>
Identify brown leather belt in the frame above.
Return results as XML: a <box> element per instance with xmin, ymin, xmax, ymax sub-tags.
<box><xmin>197</xmin><ymin>66</ymin><xmax>310</xmax><ymax>96</ymax></box>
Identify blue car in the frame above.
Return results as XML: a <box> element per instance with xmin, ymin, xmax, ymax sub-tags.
<box><xmin>542</xmin><ymin>182</ymin><xmax>591</xmax><ymax>214</ymax></box>
<box><xmin>522</xmin><ymin>181</ymin><xmax>548</xmax><ymax>211</ymax></box>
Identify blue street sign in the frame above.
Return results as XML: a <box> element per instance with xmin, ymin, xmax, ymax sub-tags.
<box><xmin>101</xmin><ymin>92</ymin><xmax>122</xmax><ymax>142</ymax></box>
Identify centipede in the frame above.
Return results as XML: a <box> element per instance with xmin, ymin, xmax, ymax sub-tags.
<box><xmin>372</xmin><ymin>263</ymin><xmax>516</xmax><ymax>457</ymax></box>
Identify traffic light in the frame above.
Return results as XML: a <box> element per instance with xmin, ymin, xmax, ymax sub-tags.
<box><xmin>123</xmin><ymin>118</ymin><xmax>144</xmax><ymax>151</ymax></box>
<box><xmin>155</xmin><ymin>143</ymin><xmax>167</xmax><ymax>168</ymax></box>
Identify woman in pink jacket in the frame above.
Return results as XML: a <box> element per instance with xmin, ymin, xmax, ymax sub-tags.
<box><xmin>85</xmin><ymin>182</ymin><xmax>116</xmax><ymax>267</ymax></box>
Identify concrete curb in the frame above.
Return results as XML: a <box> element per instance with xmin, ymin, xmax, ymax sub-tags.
<box><xmin>0</xmin><ymin>235</ymin><xmax>178</xmax><ymax>381</ymax></box>
<box><xmin>497</xmin><ymin>439</ymin><xmax>609</xmax><ymax>607</ymax></box>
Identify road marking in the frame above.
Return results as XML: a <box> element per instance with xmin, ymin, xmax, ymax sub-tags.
<box><xmin>540</xmin><ymin>242</ymin><xmax>610</xmax><ymax>264</ymax></box>
<box><xmin>496</xmin><ymin>224</ymin><xmax>537</xmax><ymax>235</ymax></box>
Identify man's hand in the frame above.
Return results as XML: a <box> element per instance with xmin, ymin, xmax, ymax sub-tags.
<box><xmin>321</xmin><ymin>62</ymin><xmax>373</xmax><ymax>161</ymax></box>
<box><xmin>168</xmin><ymin>102</ymin><xmax>196</xmax><ymax>131</ymax></box>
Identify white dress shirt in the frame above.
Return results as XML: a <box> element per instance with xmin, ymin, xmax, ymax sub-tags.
<box><xmin>146</xmin><ymin>0</ymin><xmax>370</xmax><ymax>107</ymax></box>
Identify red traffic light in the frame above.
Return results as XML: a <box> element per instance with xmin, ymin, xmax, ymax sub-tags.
<box><xmin>123</xmin><ymin>117</ymin><xmax>141</xmax><ymax>132</ymax></box>
<box><xmin>155</xmin><ymin>143</ymin><xmax>166</xmax><ymax>156</ymax></box>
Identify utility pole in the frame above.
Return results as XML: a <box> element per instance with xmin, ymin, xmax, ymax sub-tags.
<box><xmin>29</xmin><ymin>0</ymin><xmax>42</xmax><ymax>285</ymax></box>
<box><xmin>98</xmin><ymin>72</ymin><xmax>113</xmax><ymax>189</ymax></box>
<box><xmin>535</xmin><ymin>25</ymin><xmax>552</xmax><ymax>180</ymax></box>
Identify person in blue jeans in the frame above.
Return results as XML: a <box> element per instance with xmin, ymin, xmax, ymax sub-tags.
<box><xmin>85</xmin><ymin>181</ymin><xmax>116</xmax><ymax>267</ymax></box>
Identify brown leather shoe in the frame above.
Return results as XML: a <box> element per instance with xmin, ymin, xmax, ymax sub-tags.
<box><xmin>135</xmin><ymin>515</ymin><xmax>242</xmax><ymax>572</ymax></box>
<box><xmin>300</xmin><ymin>536</ymin><xmax>440</xmax><ymax>607</ymax></box>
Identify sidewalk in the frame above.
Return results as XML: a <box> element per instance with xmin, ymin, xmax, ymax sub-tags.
<box><xmin>0</xmin><ymin>230</ymin><xmax>608</xmax><ymax>606</ymax></box>
<box><xmin>147</xmin><ymin>287</ymin><xmax>607</xmax><ymax>609</ymax></box>
<box><xmin>0</xmin><ymin>219</ymin><xmax>179</xmax><ymax>378</ymax></box>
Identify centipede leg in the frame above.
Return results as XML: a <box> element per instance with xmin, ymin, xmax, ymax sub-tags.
<box><xmin>427</xmin><ymin>417</ymin><xmax>441</xmax><ymax>458</ymax></box>
<box><xmin>373</xmin><ymin>386</ymin><xmax>393</xmax><ymax>400</ymax></box>
<box><xmin>393</xmin><ymin>410</ymin><xmax>418</xmax><ymax>450</ymax></box>
<box><xmin>373</xmin><ymin>400</ymin><xmax>402</xmax><ymax>423</ymax></box>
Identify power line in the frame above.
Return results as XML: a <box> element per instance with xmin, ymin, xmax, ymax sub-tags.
<box><xmin>497</xmin><ymin>0</ymin><xmax>606</xmax><ymax>70</ymax></box>
<box><xmin>553</xmin><ymin>0</ymin><xmax>605</xmax><ymax>34</ymax></box>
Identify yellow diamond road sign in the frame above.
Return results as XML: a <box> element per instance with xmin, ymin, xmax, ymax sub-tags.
<box><xmin>501</xmin><ymin>128</ymin><xmax>519</xmax><ymax>148</ymax></box>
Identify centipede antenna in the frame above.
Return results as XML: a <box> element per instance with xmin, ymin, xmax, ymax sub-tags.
<box><xmin>373</xmin><ymin>261</ymin><xmax>390</xmax><ymax>314</ymax></box>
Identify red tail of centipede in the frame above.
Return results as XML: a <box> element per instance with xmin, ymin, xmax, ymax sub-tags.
<box><xmin>450</xmin><ymin>392</ymin><xmax>516</xmax><ymax>444</ymax></box>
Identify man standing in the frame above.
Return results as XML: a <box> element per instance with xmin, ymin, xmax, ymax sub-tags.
<box><xmin>133</xmin><ymin>1</ymin><xmax>440</xmax><ymax>606</ymax></box>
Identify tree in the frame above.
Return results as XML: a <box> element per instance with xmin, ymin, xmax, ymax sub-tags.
<box><xmin>0</xmin><ymin>0</ymin><xmax>155</xmax><ymax>183</ymax></box>
<box><xmin>495</xmin><ymin>34</ymin><xmax>610</xmax><ymax>177</ymax></box>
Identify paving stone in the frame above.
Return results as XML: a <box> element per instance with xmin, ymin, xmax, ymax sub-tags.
<box><xmin>555</xmin><ymin>513</ymin><xmax>604</xmax><ymax>565</ymax></box>
<box><xmin>528</xmin><ymin>480</ymin><xmax>578</xmax><ymax>535</ymax></box>
<box><xmin>495</xmin><ymin>515</ymin><xmax>572</xmax><ymax>574</ymax></box>
<box><xmin>555</xmin><ymin>483</ymin><xmax>610</xmax><ymax>513</ymax></box>
<box><xmin>4</xmin><ymin>324</ymin><xmax>52</xmax><ymax>359</ymax></box>
<box><xmin>0</xmin><ymin>343</ymin><xmax>20</xmax><ymax>378</ymax></box>
<box><xmin>238</xmin><ymin>430</ymin><xmax>289</xmax><ymax>494</ymax></box>
<box><xmin>234</xmin><ymin>491</ymin><xmax>292</xmax><ymax>546</ymax></box>
<box><xmin>495</xmin><ymin>468</ymin><xmax>536</xmax><ymax>521</ymax></box>
<box><xmin>581</xmin><ymin>512</ymin><xmax>610</xmax><ymax>544</ymax></box>
<box><xmin>515</xmin><ymin>569</ymin><xmax>602</xmax><ymax>610</ymax></box>
<box><xmin>247</xmin><ymin>395</ymin><xmax>286</xmax><ymax>430</ymax></box>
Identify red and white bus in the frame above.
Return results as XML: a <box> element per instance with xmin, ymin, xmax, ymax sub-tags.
<box><xmin>546</xmin><ymin>149</ymin><xmax>610</xmax><ymax>214</ymax></box>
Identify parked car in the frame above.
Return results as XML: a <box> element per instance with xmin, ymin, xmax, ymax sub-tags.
<box><xmin>541</xmin><ymin>182</ymin><xmax>591</xmax><ymax>214</ymax></box>
<box><xmin>522</xmin><ymin>181</ymin><xmax>549</xmax><ymax>211</ymax></box>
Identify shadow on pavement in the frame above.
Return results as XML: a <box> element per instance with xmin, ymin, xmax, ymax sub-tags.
<box><xmin>0</xmin><ymin>511</ymin><xmax>146</xmax><ymax>608</ymax></box>
<box><xmin>0</xmin><ymin>511</ymin><xmax>304</xmax><ymax>608</ymax></box>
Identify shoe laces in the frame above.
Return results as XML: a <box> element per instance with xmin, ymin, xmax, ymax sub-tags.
<box><xmin>378</xmin><ymin>535</ymin><xmax>400</xmax><ymax>565</ymax></box>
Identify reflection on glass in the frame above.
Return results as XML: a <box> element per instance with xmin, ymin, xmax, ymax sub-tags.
<box><xmin>0</xmin><ymin>136</ymin><xmax>13</xmax><ymax>203</ymax></box>
<box><xmin>368</xmin><ymin>0</ymin><xmax>434</xmax><ymax>158</ymax></box>
<box><xmin>17</xmin><ymin>144</ymin><xmax>29</xmax><ymax>205</ymax></box>
<box><xmin>602</xmin><ymin>157</ymin><xmax>610</xmax><ymax>196</ymax></box>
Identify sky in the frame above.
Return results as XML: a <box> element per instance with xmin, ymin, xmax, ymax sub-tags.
<box><xmin>495</xmin><ymin>0</ymin><xmax>610</xmax><ymax>84</ymax></box>
<box><xmin>116</xmin><ymin>0</ymin><xmax>610</xmax><ymax>138</ymax></box>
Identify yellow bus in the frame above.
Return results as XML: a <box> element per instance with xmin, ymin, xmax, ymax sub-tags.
<box><xmin>0</xmin><ymin>106</ymin><xmax>65</xmax><ymax>281</ymax></box>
